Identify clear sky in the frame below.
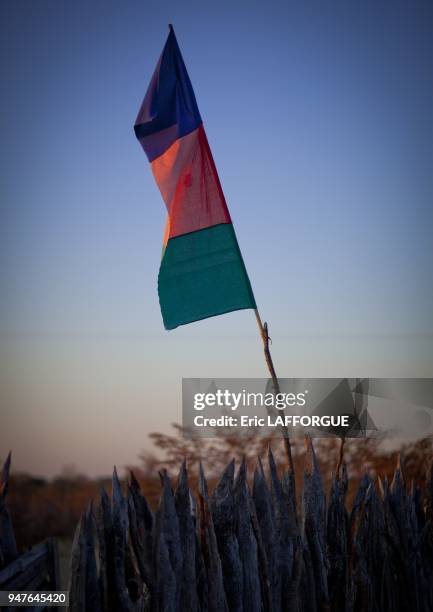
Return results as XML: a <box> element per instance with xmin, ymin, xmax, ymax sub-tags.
<box><xmin>1</xmin><ymin>0</ymin><xmax>432</xmax><ymax>477</ymax></box>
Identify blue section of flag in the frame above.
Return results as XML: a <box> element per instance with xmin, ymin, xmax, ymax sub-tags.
<box><xmin>134</xmin><ymin>26</ymin><xmax>202</xmax><ymax>162</ymax></box>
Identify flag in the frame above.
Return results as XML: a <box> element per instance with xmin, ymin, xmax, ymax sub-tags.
<box><xmin>134</xmin><ymin>25</ymin><xmax>256</xmax><ymax>330</ymax></box>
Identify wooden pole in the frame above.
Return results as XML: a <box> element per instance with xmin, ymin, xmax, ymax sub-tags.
<box><xmin>254</xmin><ymin>309</ymin><xmax>294</xmax><ymax>473</ymax></box>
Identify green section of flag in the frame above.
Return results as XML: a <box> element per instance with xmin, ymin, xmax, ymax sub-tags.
<box><xmin>158</xmin><ymin>223</ymin><xmax>256</xmax><ymax>330</ymax></box>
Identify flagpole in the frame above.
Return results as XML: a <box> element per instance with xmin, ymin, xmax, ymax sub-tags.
<box><xmin>254</xmin><ymin>308</ymin><xmax>294</xmax><ymax>472</ymax></box>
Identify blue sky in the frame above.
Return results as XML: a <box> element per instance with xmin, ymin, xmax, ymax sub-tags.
<box><xmin>1</xmin><ymin>0</ymin><xmax>432</xmax><ymax>476</ymax></box>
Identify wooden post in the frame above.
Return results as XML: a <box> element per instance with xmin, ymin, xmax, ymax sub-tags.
<box><xmin>0</xmin><ymin>452</ymin><xmax>18</xmax><ymax>568</ymax></box>
<box><xmin>48</xmin><ymin>537</ymin><xmax>60</xmax><ymax>590</ymax></box>
<box><xmin>254</xmin><ymin>309</ymin><xmax>294</xmax><ymax>473</ymax></box>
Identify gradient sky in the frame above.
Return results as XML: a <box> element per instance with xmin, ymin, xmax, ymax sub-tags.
<box><xmin>1</xmin><ymin>0</ymin><xmax>432</xmax><ymax>477</ymax></box>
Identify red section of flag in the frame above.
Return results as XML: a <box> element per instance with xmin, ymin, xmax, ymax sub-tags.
<box><xmin>151</xmin><ymin>125</ymin><xmax>231</xmax><ymax>243</ymax></box>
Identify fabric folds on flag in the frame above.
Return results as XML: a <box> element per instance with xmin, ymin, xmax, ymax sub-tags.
<box><xmin>134</xmin><ymin>25</ymin><xmax>256</xmax><ymax>329</ymax></box>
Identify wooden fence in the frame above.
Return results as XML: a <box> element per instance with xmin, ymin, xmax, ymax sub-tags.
<box><xmin>0</xmin><ymin>453</ymin><xmax>60</xmax><ymax>610</ymax></box>
<box><xmin>68</xmin><ymin>439</ymin><xmax>433</xmax><ymax>611</ymax></box>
